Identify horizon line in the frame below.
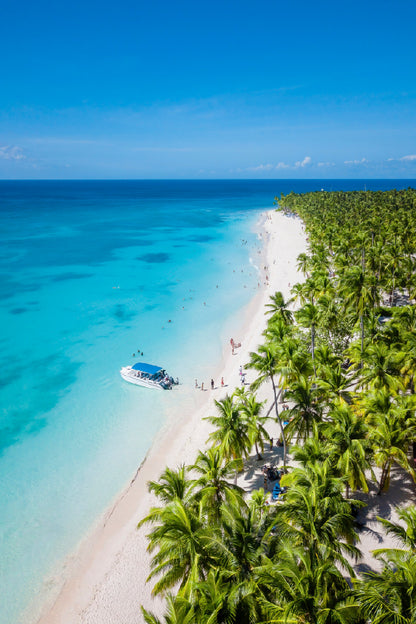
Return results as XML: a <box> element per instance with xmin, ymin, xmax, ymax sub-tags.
<box><xmin>1</xmin><ymin>177</ymin><xmax>416</xmax><ymax>183</ymax></box>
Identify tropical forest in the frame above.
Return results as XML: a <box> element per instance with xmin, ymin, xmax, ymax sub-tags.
<box><xmin>139</xmin><ymin>188</ymin><xmax>416</xmax><ymax>624</ymax></box>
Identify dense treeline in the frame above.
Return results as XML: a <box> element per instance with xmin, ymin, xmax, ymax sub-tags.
<box><xmin>139</xmin><ymin>189</ymin><xmax>416</xmax><ymax>624</ymax></box>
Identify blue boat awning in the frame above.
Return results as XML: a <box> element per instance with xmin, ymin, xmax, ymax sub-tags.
<box><xmin>132</xmin><ymin>362</ymin><xmax>163</xmax><ymax>375</ymax></box>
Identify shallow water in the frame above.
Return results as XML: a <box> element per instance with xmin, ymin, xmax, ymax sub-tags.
<box><xmin>0</xmin><ymin>179</ymin><xmax>413</xmax><ymax>623</ymax></box>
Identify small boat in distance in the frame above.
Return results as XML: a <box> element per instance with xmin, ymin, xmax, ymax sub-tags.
<box><xmin>120</xmin><ymin>362</ymin><xmax>178</xmax><ymax>390</ymax></box>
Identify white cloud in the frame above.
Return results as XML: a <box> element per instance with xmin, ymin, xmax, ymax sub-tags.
<box><xmin>0</xmin><ymin>145</ymin><xmax>26</xmax><ymax>160</ymax></box>
<box><xmin>275</xmin><ymin>161</ymin><xmax>290</xmax><ymax>169</ymax></box>
<box><xmin>400</xmin><ymin>154</ymin><xmax>416</xmax><ymax>161</ymax></box>
<box><xmin>344</xmin><ymin>158</ymin><xmax>368</xmax><ymax>165</ymax></box>
<box><xmin>317</xmin><ymin>161</ymin><xmax>335</xmax><ymax>167</ymax></box>
<box><xmin>294</xmin><ymin>156</ymin><xmax>312</xmax><ymax>168</ymax></box>
<box><xmin>249</xmin><ymin>163</ymin><xmax>275</xmax><ymax>171</ymax></box>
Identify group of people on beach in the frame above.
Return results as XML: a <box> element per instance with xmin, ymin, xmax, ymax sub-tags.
<box><xmin>195</xmin><ymin>377</ymin><xmax>224</xmax><ymax>391</ymax></box>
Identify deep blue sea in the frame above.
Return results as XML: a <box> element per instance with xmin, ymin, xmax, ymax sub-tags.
<box><xmin>0</xmin><ymin>179</ymin><xmax>414</xmax><ymax>623</ymax></box>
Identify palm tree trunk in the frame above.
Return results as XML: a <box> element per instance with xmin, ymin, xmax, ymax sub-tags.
<box><xmin>264</xmin><ymin>390</ymin><xmax>281</xmax><ymax>419</ymax></box>
<box><xmin>311</xmin><ymin>323</ymin><xmax>316</xmax><ymax>377</ymax></box>
<box><xmin>270</xmin><ymin>375</ymin><xmax>286</xmax><ymax>465</ymax></box>
<box><xmin>377</xmin><ymin>462</ymin><xmax>390</xmax><ymax>494</ymax></box>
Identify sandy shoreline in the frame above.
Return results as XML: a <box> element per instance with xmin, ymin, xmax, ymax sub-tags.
<box><xmin>35</xmin><ymin>210</ymin><xmax>307</xmax><ymax>624</ymax></box>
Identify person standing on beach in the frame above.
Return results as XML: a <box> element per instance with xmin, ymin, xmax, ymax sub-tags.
<box><xmin>221</xmin><ymin>377</ymin><xmax>224</xmax><ymax>387</ymax></box>
<box><xmin>195</xmin><ymin>379</ymin><xmax>198</xmax><ymax>388</ymax></box>
<box><xmin>201</xmin><ymin>382</ymin><xmax>204</xmax><ymax>391</ymax></box>
<box><xmin>211</xmin><ymin>379</ymin><xmax>214</xmax><ymax>390</ymax></box>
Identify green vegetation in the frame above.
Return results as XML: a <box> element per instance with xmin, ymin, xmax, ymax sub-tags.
<box><xmin>140</xmin><ymin>189</ymin><xmax>416</xmax><ymax>623</ymax></box>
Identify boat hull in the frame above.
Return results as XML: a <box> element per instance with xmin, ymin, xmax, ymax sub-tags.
<box><xmin>120</xmin><ymin>367</ymin><xmax>169</xmax><ymax>389</ymax></box>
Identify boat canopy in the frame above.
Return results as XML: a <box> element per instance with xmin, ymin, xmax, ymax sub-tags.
<box><xmin>132</xmin><ymin>362</ymin><xmax>163</xmax><ymax>375</ymax></box>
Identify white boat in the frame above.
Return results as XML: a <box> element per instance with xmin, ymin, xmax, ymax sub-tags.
<box><xmin>120</xmin><ymin>362</ymin><xmax>177</xmax><ymax>390</ymax></box>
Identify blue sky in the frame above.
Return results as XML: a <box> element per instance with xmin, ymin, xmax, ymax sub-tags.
<box><xmin>1</xmin><ymin>0</ymin><xmax>416</xmax><ymax>179</ymax></box>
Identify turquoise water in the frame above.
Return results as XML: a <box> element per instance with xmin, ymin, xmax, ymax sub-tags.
<box><xmin>0</xmin><ymin>180</ymin><xmax>414</xmax><ymax>623</ymax></box>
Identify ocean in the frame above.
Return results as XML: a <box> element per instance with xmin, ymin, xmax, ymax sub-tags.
<box><xmin>0</xmin><ymin>179</ymin><xmax>414</xmax><ymax>624</ymax></box>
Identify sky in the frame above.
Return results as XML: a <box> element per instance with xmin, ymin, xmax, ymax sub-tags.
<box><xmin>1</xmin><ymin>0</ymin><xmax>416</xmax><ymax>179</ymax></box>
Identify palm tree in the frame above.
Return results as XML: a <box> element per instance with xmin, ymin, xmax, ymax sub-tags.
<box><xmin>191</xmin><ymin>570</ymin><xmax>239</xmax><ymax>624</ymax></box>
<box><xmin>276</xmin><ymin>335</ymin><xmax>313</xmax><ymax>387</ymax></box>
<box><xmin>294</xmin><ymin>274</ymin><xmax>321</xmax><ymax>306</ymax></box>
<box><xmin>263</xmin><ymin>316</ymin><xmax>293</xmax><ymax>346</ymax></box>
<box><xmin>316</xmin><ymin>362</ymin><xmax>356</xmax><ymax>405</ymax></box>
<box><xmin>373</xmin><ymin>505</ymin><xmax>416</xmax><ymax>556</ymax></box>
<box><xmin>290</xmin><ymin>435</ymin><xmax>330</xmax><ymax>468</ymax></box>
<box><xmin>355</xmin><ymin>552</ymin><xmax>416</xmax><ymax>624</ymax></box>
<box><xmin>204</xmin><ymin>395</ymin><xmax>250</xmax><ymax>474</ymax></box>
<box><xmin>141</xmin><ymin>594</ymin><xmax>195</xmax><ymax>624</ymax></box>
<box><xmin>398</xmin><ymin>330</ymin><xmax>416</xmax><ymax>394</ymax></box>
<box><xmin>191</xmin><ymin>447</ymin><xmax>244</xmax><ymax>523</ymax></box>
<box><xmin>296</xmin><ymin>302</ymin><xmax>321</xmax><ymax>376</ymax></box>
<box><xmin>248</xmin><ymin>488</ymin><xmax>269</xmax><ymax>519</ymax></box>
<box><xmin>147</xmin><ymin>465</ymin><xmax>194</xmax><ymax>504</ymax></box>
<box><xmin>339</xmin><ymin>264</ymin><xmax>377</xmax><ymax>359</ymax></box>
<box><xmin>297</xmin><ymin>252</ymin><xmax>312</xmax><ymax>276</ymax></box>
<box><xmin>273</xmin><ymin>462</ymin><xmax>362</xmax><ymax>568</ymax></box>
<box><xmin>138</xmin><ymin>498</ymin><xmax>214</xmax><ymax>597</ymax></box>
<box><xmin>208</xmin><ymin>503</ymin><xmax>270</xmax><ymax>623</ymax></box>
<box><xmin>234</xmin><ymin>389</ymin><xmax>269</xmax><ymax>460</ymax></box>
<box><xmin>258</xmin><ymin>543</ymin><xmax>359</xmax><ymax>624</ymax></box>
<box><xmin>246</xmin><ymin>345</ymin><xmax>287</xmax><ymax>465</ymax></box>
<box><xmin>358</xmin><ymin>342</ymin><xmax>403</xmax><ymax>394</ymax></box>
<box><xmin>363</xmin><ymin>391</ymin><xmax>416</xmax><ymax>493</ymax></box>
<box><xmin>315</xmin><ymin>343</ymin><xmax>341</xmax><ymax>372</ymax></box>
<box><xmin>385</xmin><ymin>239</ymin><xmax>404</xmax><ymax>304</ymax></box>
<box><xmin>283</xmin><ymin>376</ymin><xmax>323</xmax><ymax>444</ymax></box>
<box><xmin>142</xmin><ymin>466</ymin><xmax>197</xmax><ymax>530</ymax></box>
<box><xmin>323</xmin><ymin>401</ymin><xmax>372</xmax><ymax>498</ymax></box>
<box><xmin>265</xmin><ymin>290</ymin><xmax>293</xmax><ymax>324</ymax></box>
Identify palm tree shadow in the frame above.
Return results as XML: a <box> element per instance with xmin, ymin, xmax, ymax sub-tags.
<box><xmin>240</xmin><ymin>447</ymin><xmax>284</xmax><ymax>492</ymax></box>
<box><xmin>350</xmin><ymin>467</ymin><xmax>416</xmax><ymax>576</ymax></box>
<box><xmin>355</xmin><ymin>524</ymin><xmax>384</xmax><ymax>544</ymax></box>
<box><xmin>359</xmin><ymin>467</ymin><xmax>416</xmax><ymax>525</ymax></box>
<box><xmin>354</xmin><ymin>562</ymin><xmax>375</xmax><ymax>576</ymax></box>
